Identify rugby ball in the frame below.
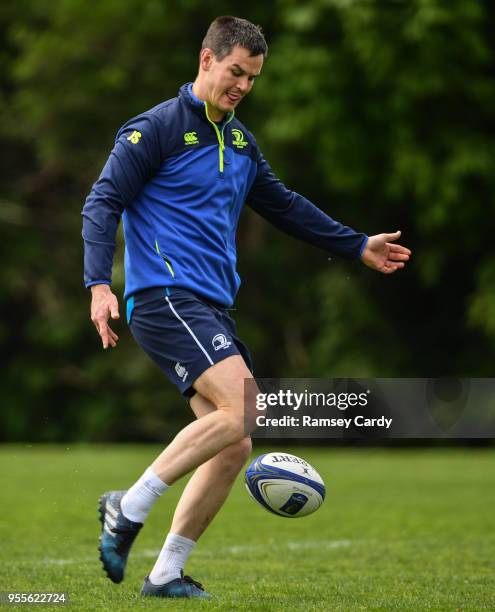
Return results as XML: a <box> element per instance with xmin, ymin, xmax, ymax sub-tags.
<box><xmin>244</xmin><ymin>452</ymin><xmax>325</xmax><ymax>518</ymax></box>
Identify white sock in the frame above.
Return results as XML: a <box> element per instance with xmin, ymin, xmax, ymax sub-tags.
<box><xmin>149</xmin><ymin>533</ymin><xmax>196</xmax><ymax>585</ymax></box>
<box><xmin>121</xmin><ymin>467</ymin><xmax>169</xmax><ymax>523</ymax></box>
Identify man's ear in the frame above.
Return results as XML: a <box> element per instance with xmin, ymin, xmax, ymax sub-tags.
<box><xmin>199</xmin><ymin>48</ymin><xmax>215</xmax><ymax>72</ymax></box>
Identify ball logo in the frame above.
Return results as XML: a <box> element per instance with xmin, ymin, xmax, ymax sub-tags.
<box><xmin>212</xmin><ymin>334</ymin><xmax>231</xmax><ymax>351</ymax></box>
<box><xmin>279</xmin><ymin>492</ymin><xmax>308</xmax><ymax>515</ymax></box>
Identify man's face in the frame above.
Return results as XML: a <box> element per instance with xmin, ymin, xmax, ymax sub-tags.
<box><xmin>202</xmin><ymin>45</ymin><xmax>264</xmax><ymax>117</ymax></box>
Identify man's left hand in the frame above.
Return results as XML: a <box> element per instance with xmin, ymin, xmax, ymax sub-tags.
<box><xmin>360</xmin><ymin>230</ymin><xmax>411</xmax><ymax>274</ymax></box>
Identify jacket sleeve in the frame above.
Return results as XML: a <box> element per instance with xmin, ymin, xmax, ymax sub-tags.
<box><xmin>245</xmin><ymin>148</ymin><xmax>368</xmax><ymax>259</ymax></box>
<box><xmin>81</xmin><ymin>114</ymin><xmax>163</xmax><ymax>287</ymax></box>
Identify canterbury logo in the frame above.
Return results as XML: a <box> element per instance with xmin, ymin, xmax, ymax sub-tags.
<box><xmin>184</xmin><ymin>131</ymin><xmax>199</xmax><ymax>145</ymax></box>
<box><xmin>232</xmin><ymin>128</ymin><xmax>248</xmax><ymax>148</ymax></box>
<box><xmin>126</xmin><ymin>130</ymin><xmax>142</xmax><ymax>144</ymax></box>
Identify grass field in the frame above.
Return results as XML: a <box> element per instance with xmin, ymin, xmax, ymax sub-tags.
<box><xmin>0</xmin><ymin>445</ymin><xmax>494</xmax><ymax>610</ymax></box>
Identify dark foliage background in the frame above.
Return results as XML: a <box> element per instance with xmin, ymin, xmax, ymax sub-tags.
<box><xmin>1</xmin><ymin>0</ymin><xmax>494</xmax><ymax>441</ymax></box>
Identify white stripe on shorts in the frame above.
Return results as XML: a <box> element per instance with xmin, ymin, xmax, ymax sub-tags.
<box><xmin>165</xmin><ymin>296</ymin><xmax>214</xmax><ymax>366</ymax></box>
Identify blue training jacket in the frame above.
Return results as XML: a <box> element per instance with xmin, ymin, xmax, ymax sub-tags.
<box><xmin>82</xmin><ymin>82</ymin><xmax>368</xmax><ymax>307</ymax></box>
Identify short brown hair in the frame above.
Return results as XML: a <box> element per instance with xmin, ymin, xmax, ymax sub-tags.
<box><xmin>201</xmin><ymin>16</ymin><xmax>268</xmax><ymax>61</ymax></box>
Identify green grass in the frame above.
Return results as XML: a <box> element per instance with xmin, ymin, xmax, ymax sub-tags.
<box><xmin>0</xmin><ymin>446</ymin><xmax>494</xmax><ymax>610</ymax></box>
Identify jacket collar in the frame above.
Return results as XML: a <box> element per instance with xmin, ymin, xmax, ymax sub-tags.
<box><xmin>179</xmin><ymin>82</ymin><xmax>234</xmax><ymax>125</ymax></box>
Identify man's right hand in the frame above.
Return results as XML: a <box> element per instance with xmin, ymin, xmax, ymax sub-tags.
<box><xmin>90</xmin><ymin>284</ymin><xmax>120</xmax><ymax>349</ymax></box>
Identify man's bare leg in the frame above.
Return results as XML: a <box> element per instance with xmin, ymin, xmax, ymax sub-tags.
<box><xmin>147</xmin><ymin>393</ymin><xmax>252</xmax><ymax>585</ymax></box>
<box><xmin>150</xmin><ymin>355</ymin><xmax>257</xmax><ymax>485</ymax></box>
<box><xmin>169</xmin><ymin>393</ymin><xmax>252</xmax><ymax>540</ymax></box>
<box><xmin>100</xmin><ymin>355</ymin><xmax>257</xmax><ymax>586</ymax></box>
<box><xmin>121</xmin><ymin>355</ymin><xmax>256</xmax><ymax>526</ymax></box>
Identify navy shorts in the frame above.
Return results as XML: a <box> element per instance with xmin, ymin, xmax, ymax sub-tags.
<box><xmin>127</xmin><ymin>287</ymin><xmax>253</xmax><ymax>398</ymax></box>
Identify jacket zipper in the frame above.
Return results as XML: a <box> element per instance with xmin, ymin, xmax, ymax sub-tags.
<box><xmin>204</xmin><ymin>102</ymin><xmax>234</xmax><ymax>173</ymax></box>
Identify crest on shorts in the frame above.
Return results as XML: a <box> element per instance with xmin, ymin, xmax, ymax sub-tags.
<box><xmin>212</xmin><ymin>334</ymin><xmax>231</xmax><ymax>351</ymax></box>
